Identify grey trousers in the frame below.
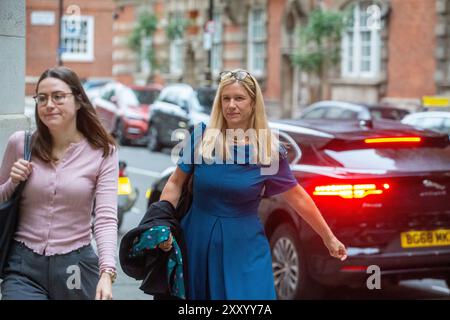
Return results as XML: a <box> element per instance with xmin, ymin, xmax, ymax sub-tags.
<box><xmin>1</xmin><ymin>240</ymin><xmax>99</xmax><ymax>300</ymax></box>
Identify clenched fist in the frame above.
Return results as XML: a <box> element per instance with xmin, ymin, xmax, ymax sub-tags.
<box><xmin>158</xmin><ymin>233</ymin><xmax>173</xmax><ymax>252</ymax></box>
<box><xmin>10</xmin><ymin>159</ymin><xmax>33</xmax><ymax>184</ymax></box>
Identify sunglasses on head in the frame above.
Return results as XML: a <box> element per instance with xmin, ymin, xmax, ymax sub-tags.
<box><xmin>218</xmin><ymin>70</ymin><xmax>254</xmax><ymax>85</ymax></box>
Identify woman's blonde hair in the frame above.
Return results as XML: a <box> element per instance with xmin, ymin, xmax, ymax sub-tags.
<box><xmin>200</xmin><ymin>69</ymin><xmax>279</xmax><ymax>165</ymax></box>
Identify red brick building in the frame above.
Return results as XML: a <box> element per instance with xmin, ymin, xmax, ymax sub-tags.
<box><xmin>25</xmin><ymin>0</ymin><xmax>115</xmax><ymax>95</ymax></box>
<box><xmin>385</xmin><ymin>0</ymin><xmax>437</xmax><ymax>99</ymax></box>
<box><xmin>30</xmin><ymin>0</ymin><xmax>446</xmax><ymax>116</ymax></box>
<box><xmin>298</xmin><ymin>0</ymin><xmax>449</xmax><ymax>112</ymax></box>
<box><xmin>123</xmin><ymin>0</ymin><xmax>448</xmax><ymax>117</ymax></box>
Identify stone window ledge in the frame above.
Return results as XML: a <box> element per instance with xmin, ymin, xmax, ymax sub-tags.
<box><xmin>329</xmin><ymin>75</ymin><xmax>387</xmax><ymax>86</ymax></box>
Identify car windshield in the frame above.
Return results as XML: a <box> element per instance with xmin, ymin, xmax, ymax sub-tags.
<box><xmin>132</xmin><ymin>89</ymin><xmax>160</xmax><ymax>105</ymax></box>
<box><xmin>195</xmin><ymin>88</ymin><xmax>216</xmax><ymax>113</ymax></box>
<box><xmin>83</xmin><ymin>80</ymin><xmax>110</xmax><ymax>90</ymax></box>
<box><xmin>119</xmin><ymin>88</ymin><xmax>139</xmax><ymax>107</ymax></box>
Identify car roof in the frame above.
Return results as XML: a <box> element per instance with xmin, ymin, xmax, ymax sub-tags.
<box><xmin>306</xmin><ymin>100</ymin><xmax>365</xmax><ymax>111</ymax></box>
<box><xmin>164</xmin><ymin>83</ymin><xmax>194</xmax><ymax>90</ymax></box>
<box><xmin>275</xmin><ymin>118</ymin><xmax>445</xmax><ymax>140</ymax></box>
<box><xmin>307</xmin><ymin>100</ymin><xmax>407</xmax><ymax>111</ymax></box>
<box><xmin>129</xmin><ymin>83</ymin><xmax>163</xmax><ymax>91</ymax></box>
<box><xmin>162</xmin><ymin>83</ymin><xmax>217</xmax><ymax>91</ymax></box>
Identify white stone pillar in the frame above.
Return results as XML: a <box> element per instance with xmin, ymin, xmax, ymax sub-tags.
<box><xmin>0</xmin><ymin>0</ymin><xmax>29</xmax><ymax>156</ymax></box>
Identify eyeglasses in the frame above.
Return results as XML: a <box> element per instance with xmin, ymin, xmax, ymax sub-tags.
<box><xmin>218</xmin><ymin>70</ymin><xmax>254</xmax><ymax>85</ymax></box>
<box><xmin>33</xmin><ymin>92</ymin><xmax>74</xmax><ymax>107</ymax></box>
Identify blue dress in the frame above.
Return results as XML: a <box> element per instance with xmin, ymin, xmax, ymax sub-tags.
<box><xmin>177</xmin><ymin>124</ymin><xmax>298</xmax><ymax>300</ymax></box>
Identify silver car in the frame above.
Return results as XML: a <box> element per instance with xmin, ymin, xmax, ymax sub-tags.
<box><xmin>401</xmin><ymin>111</ymin><xmax>450</xmax><ymax>137</ymax></box>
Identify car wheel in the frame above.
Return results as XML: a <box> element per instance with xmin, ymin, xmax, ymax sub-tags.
<box><xmin>270</xmin><ymin>223</ymin><xmax>325</xmax><ymax>299</ymax></box>
<box><xmin>147</xmin><ymin>126</ymin><xmax>162</xmax><ymax>152</ymax></box>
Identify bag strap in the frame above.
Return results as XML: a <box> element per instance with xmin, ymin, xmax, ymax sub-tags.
<box><xmin>13</xmin><ymin>131</ymin><xmax>32</xmax><ymax>196</ymax></box>
<box><xmin>23</xmin><ymin>130</ymin><xmax>32</xmax><ymax>161</ymax></box>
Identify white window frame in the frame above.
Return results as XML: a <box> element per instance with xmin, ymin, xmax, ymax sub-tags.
<box><xmin>247</xmin><ymin>8</ymin><xmax>266</xmax><ymax>77</ymax></box>
<box><xmin>211</xmin><ymin>12</ymin><xmax>223</xmax><ymax>76</ymax></box>
<box><xmin>169</xmin><ymin>12</ymin><xmax>185</xmax><ymax>75</ymax></box>
<box><xmin>341</xmin><ymin>1</ymin><xmax>381</xmax><ymax>78</ymax></box>
<box><xmin>61</xmin><ymin>15</ymin><xmax>94</xmax><ymax>62</ymax></box>
<box><xmin>170</xmin><ymin>38</ymin><xmax>184</xmax><ymax>75</ymax></box>
<box><xmin>140</xmin><ymin>37</ymin><xmax>152</xmax><ymax>74</ymax></box>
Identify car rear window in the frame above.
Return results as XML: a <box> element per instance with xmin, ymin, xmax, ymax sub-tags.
<box><xmin>369</xmin><ymin>108</ymin><xmax>409</xmax><ymax>120</ymax></box>
<box><xmin>323</xmin><ymin>146</ymin><xmax>450</xmax><ymax>172</ymax></box>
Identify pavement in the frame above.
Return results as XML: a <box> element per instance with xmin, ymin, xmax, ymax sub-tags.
<box><xmin>0</xmin><ymin>241</ymin><xmax>152</xmax><ymax>301</ymax></box>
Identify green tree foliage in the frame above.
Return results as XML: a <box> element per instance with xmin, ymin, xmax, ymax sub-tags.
<box><xmin>292</xmin><ymin>9</ymin><xmax>348</xmax><ymax>101</ymax></box>
<box><xmin>294</xmin><ymin>9</ymin><xmax>346</xmax><ymax>74</ymax></box>
<box><xmin>166</xmin><ymin>17</ymin><xmax>188</xmax><ymax>40</ymax></box>
<box><xmin>128</xmin><ymin>12</ymin><xmax>158</xmax><ymax>70</ymax></box>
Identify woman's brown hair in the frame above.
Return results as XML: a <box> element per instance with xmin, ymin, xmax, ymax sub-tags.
<box><xmin>33</xmin><ymin>66</ymin><xmax>116</xmax><ymax>162</ymax></box>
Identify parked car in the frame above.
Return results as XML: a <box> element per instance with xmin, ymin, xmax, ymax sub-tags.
<box><xmin>130</xmin><ymin>84</ymin><xmax>163</xmax><ymax>107</ymax></box>
<box><xmin>146</xmin><ymin>84</ymin><xmax>216</xmax><ymax>151</ymax></box>
<box><xmin>401</xmin><ymin>111</ymin><xmax>450</xmax><ymax>137</ymax></box>
<box><xmin>299</xmin><ymin>100</ymin><xmax>410</xmax><ymax>121</ymax></box>
<box><xmin>145</xmin><ymin>119</ymin><xmax>450</xmax><ymax>299</ymax></box>
<box><xmin>93</xmin><ymin>82</ymin><xmax>152</xmax><ymax>145</ymax></box>
<box><xmin>82</xmin><ymin>78</ymin><xmax>113</xmax><ymax>101</ymax></box>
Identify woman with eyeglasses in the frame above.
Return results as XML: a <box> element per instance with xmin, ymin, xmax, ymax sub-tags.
<box><xmin>158</xmin><ymin>69</ymin><xmax>347</xmax><ymax>299</ymax></box>
<box><xmin>0</xmin><ymin>67</ymin><xmax>118</xmax><ymax>300</ymax></box>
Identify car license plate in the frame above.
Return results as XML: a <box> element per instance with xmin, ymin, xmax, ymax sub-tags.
<box><xmin>400</xmin><ymin>229</ymin><xmax>450</xmax><ymax>248</ymax></box>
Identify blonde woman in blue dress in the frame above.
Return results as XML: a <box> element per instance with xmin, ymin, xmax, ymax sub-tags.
<box><xmin>158</xmin><ymin>69</ymin><xmax>347</xmax><ymax>299</ymax></box>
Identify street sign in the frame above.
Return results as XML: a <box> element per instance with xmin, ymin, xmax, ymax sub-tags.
<box><xmin>422</xmin><ymin>96</ymin><xmax>450</xmax><ymax>108</ymax></box>
<box><xmin>31</xmin><ymin>11</ymin><xmax>55</xmax><ymax>26</ymax></box>
<box><xmin>205</xmin><ymin>20</ymin><xmax>215</xmax><ymax>34</ymax></box>
<box><xmin>203</xmin><ymin>33</ymin><xmax>212</xmax><ymax>50</ymax></box>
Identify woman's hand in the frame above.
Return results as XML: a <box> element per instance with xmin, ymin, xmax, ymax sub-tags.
<box><xmin>281</xmin><ymin>186</ymin><xmax>347</xmax><ymax>261</ymax></box>
<box><xmin>158</xmin><ymin>233</ymin><xmax>173</xmax><ymax>252</ymax></box>
<box><xmin>10</xmin><ymin>159</ymin><xmax>32</xmax><ymax>184</ymax></box>
<box><xmin>95</xmin><ymin>272</ymin><xmax>113</xmax><ymax>300</ymax></box>
<box><xmin>323</xmin><ymin>235</ymin><xmax>347</xmax><ymax>261</ymax></box>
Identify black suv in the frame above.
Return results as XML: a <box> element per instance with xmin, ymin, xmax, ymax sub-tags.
<box><xmin>146</xmin><ymin>119</ymin><xmax>450</xmax><ymax>299</ymax></box>
<box><xmin>146</xmin><ymin>84</ymin><xmax>216</xmax><ymax>151</ymax></box>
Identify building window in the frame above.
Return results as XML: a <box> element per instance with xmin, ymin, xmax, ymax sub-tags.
<box><xmin>341</xmin><ymin>1</ymin><xmax>381</xmax><ymax>78</ymax></box>
<box><xmin>140</xmin><ymin>37</ymin><xmax>152</xmax><ymax>74</ymax></box>
<box><xmin>169</xmin><ymin>13</ymin><xmax>185</xmax><ymax>75</ymax></box>
<box><xmin>247</xmin><ymin>8</ymin><xmax>266</xmax><ymax>77</ymax></box>
<box><xmin>61</xmin><ymin>15</ymin><xmax>94</xmax><ymax>62</ymax></box>
<box><xmin>211</xmin><ymin>12</ymin><xmax>223</xmax><ymax>76</ymax></box>
<box><xmin>170</xmin><ymin>39</ymin><xmax>184</xmax><ymax>75</ymax></box>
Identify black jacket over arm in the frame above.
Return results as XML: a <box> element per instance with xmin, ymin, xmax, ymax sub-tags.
<box><xmin>119</xmin><ymin>200</ymin><xmax>188</xmax><ymax>297</ymax></box>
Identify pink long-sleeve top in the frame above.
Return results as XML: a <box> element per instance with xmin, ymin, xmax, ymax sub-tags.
<box><xmin>0</xmin><ymin>131</ymin><xmax>118</xmax><ymax>273</ymax></box>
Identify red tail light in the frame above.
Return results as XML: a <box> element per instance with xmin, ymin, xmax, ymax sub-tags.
<box><xmin>364</xmin><ymin>137</ymin><xmax>421</xmax><ymax>144</ymax></box>
<box><xmin>341</xmin><ymin>266</ymin><xmax>368</xmax><ymax>272</ymax></box>
<box><xmin>313</xmin><ymin>183</ymin><xmax>390</xmax><ymax>199</ymax></box>
<box><xmin>119</xmin><ymin>168</ymin><xmax>125</xmax><ymax>177</ymax></box>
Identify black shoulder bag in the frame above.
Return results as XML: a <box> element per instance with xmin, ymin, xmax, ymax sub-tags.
<box><xmin>0</xmin><ymin>130</ymin><xmax>32</xmax><ymax>278</ymax></box>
